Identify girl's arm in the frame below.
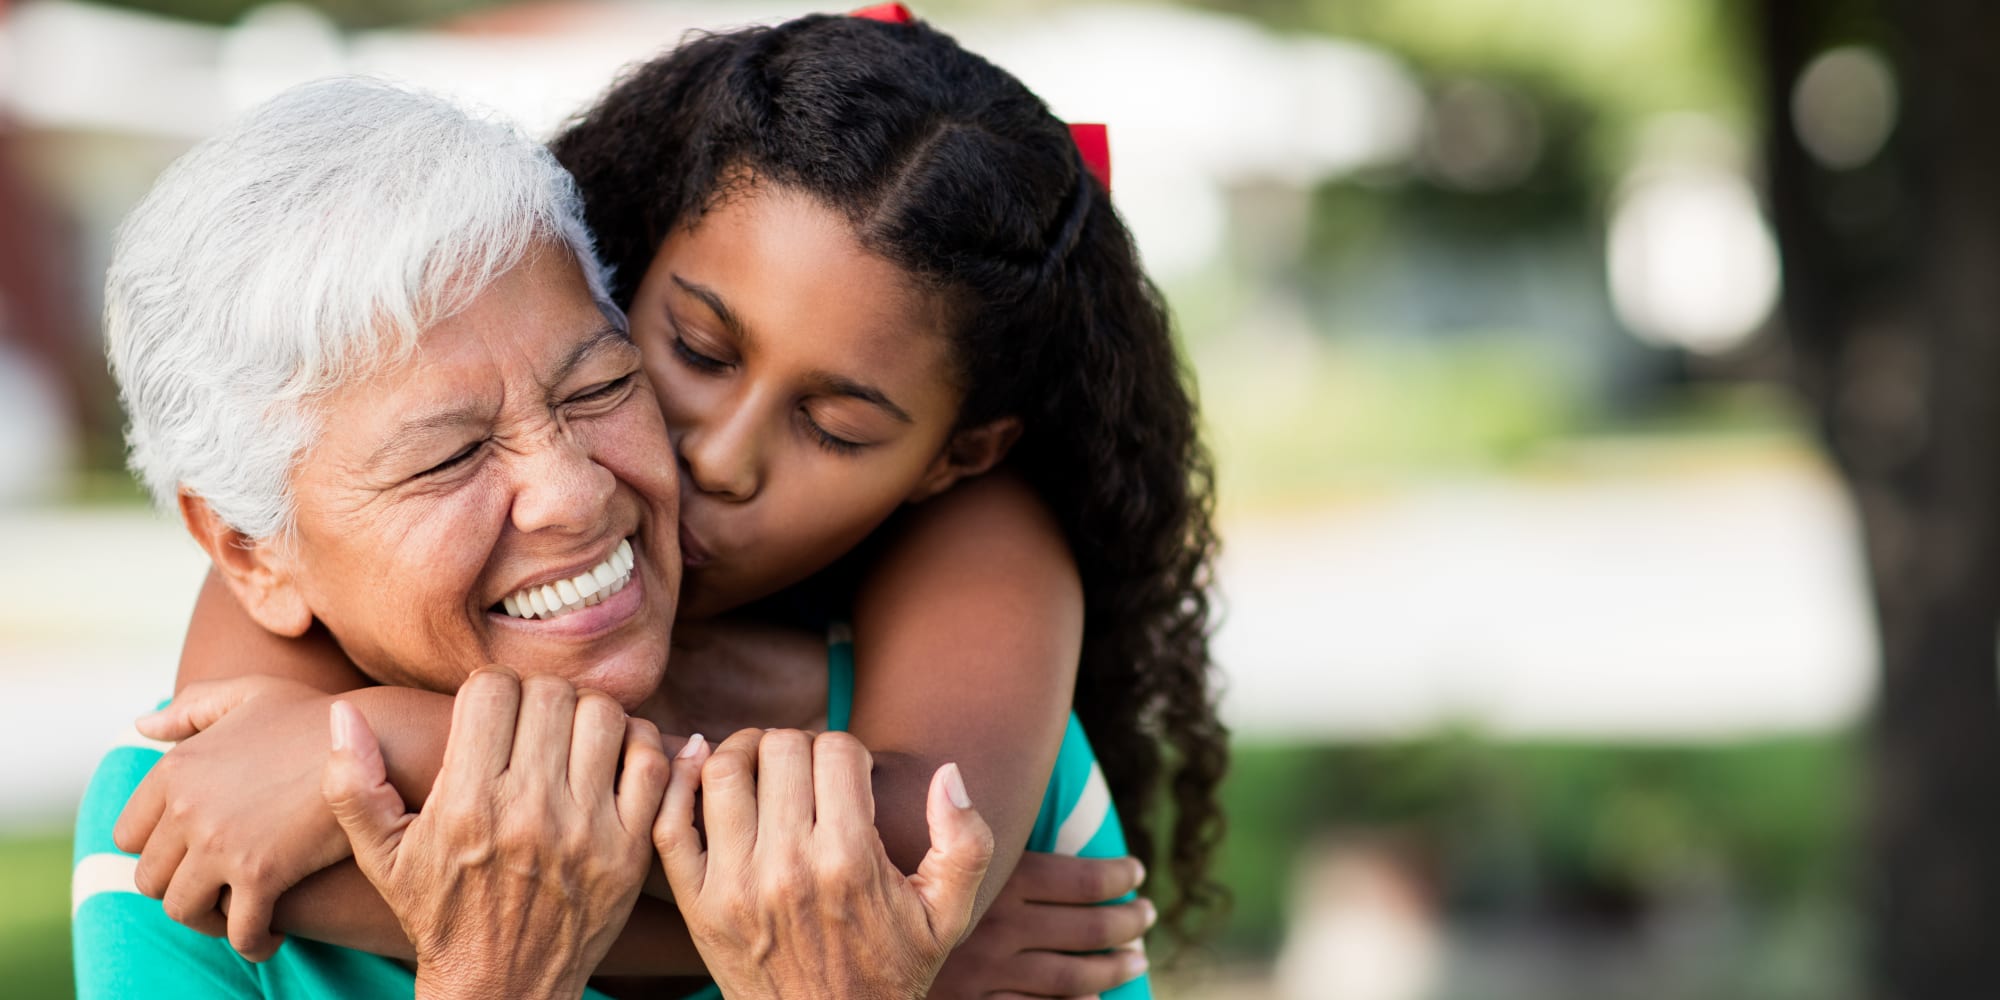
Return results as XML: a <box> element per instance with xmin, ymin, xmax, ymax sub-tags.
<box><xmin>844</xmin><ymin>470</ymin><xmax>1083</xmax><ymax>924</ymax></box>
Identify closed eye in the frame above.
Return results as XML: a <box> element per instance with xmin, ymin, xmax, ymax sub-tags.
<box><xmin>421</xmin><ymin>441</ymin><xmax>483</xmax><ymax>478</ymax></box>
<box><xmin>673</xmin><ymin>336</ymin><xmax>730</xmax><ymax>374</ymax></box>
<box><xmin>570</xmin><ymin>374</ymin><xmax>635</xmax><ymax>404</ymax></box>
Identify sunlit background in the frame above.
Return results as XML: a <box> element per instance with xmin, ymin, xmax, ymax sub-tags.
<box><xmin>0</xmin><ymin>0</ymin><xmax>1943</xmax><ymax>996</ymax></box>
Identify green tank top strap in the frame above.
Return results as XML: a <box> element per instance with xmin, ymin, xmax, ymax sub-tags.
<box><xmin>827</xmin><ymin>622</ymin><xmax>856</xmax><ymax>732</ymax></box>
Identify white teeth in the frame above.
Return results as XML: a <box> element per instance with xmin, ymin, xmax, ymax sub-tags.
<box><xmin>498</xmin><ymin>538</ymin><xmax>637</xmax><ymax>621</ymax></box>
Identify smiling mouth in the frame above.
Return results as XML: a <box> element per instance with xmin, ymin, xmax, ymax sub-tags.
<box><xmin>494</xmin><ymin>539</ymin><xmax>635</xmax><ymax>621</ymax></box>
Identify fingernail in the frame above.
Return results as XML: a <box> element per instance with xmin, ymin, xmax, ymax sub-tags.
<box><xmin>942</xmin><ymin>762</ymin><xmax>972</xmax><ymax>809</ymax></box>
<box><xmin>1122</xmin><ymin>946</ymin><xmax>1149</xmax><ymax>975</ymax></box>
<box><xmin>678</xmin><ymin>733</ymin><xmax>706</xmax><ymax>759</ymax></box>
<box><xmin>1141</xmin><ymin>898</ymin><xmax>1157</xmax><ymax>928</ymax></box>
<box><xmin>1131</xmin><ymin>858</ymin><xmax>1146</xmax><ymax>888</ymax></box>
<box><xmin>328</xmin><ymin>702</ymin><xmax>352</xmax><ymax>752</ymax></box>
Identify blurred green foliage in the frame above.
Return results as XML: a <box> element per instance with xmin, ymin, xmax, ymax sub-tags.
<box><xmin>0</xmin><ymin>833</ymin><xmax>74</xmax><ymax>1000</ymax></box>
<box><xmin>1209</xmin><ymin>735</ymin><xmax>1857</xmax><ymax>952</ymax></box>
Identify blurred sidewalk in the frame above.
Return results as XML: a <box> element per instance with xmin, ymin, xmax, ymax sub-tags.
<box><xmin>0</xmin><ymin>507</ymin><xmax>207</xmax><ymax>827</ymax></box>
<box><xmin>1214</xmin><ymin>453</ymin><xmax>1874</xmax><ymax>742</ymax></box>
<box><xmin>0</xmin><ymin>454</ymin><xmax>1874</xmax><ymax>828</ymax></box>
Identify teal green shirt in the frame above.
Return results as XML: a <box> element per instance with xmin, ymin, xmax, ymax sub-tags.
<box><xmin>70</xmin><ymin>732</ymin><xmax>619</xmax><ymax>1000</ymax></box>
<box><xmin>75</xmin><ymin>636</ymin><xmax>1150</xmax><ymax>999</ymax></box>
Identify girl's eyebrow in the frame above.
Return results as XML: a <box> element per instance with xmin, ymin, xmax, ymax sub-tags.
<box><xmin>807</xmin><ymin>370</ymin><xmax>913</xmax><ymax>424</ymax></box>
<box><xmin>670</xmin><ymin>274</ymin><xmax>745</xmax><ymax>338</ymax></box>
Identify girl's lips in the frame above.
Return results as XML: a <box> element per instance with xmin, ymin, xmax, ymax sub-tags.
<box><xmin>679</xmin><ymin>522</ymin><xmax>713</xmax><ymax>568</ymax></box>
<box><xmin>489</xmin><ymin>557</ymin><xmax>646</xmax><ymax>640</ymax></box>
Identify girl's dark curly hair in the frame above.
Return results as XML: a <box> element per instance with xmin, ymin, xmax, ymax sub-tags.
<box><xmin>552</xmin><ymin>12</ymin><xmax>1227</xmax><ymax>943</ymax></box>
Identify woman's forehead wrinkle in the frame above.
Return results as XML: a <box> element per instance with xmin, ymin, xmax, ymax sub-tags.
<box><xmin>539</xmin><ymin>325</ymin><xmax>637</xmax><ymax>394</ymax></box>
<box><xmin>362</xmin><ymin>403</ymin><xmax>493</xmax><ymax>475</ymax></box>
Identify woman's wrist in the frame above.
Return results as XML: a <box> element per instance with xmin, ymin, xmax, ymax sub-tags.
<box><xmin>414</xmin><ymin>954</ymin><xmax>587</xmax><ymax>1000</ymax></box>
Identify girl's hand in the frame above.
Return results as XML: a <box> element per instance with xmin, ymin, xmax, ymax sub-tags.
<box><xmin>135</xmin><ymin>675</ymin><xmax>317</xmax><ymax>743</ymax></box>
<box><xmin>113</xmin><ymin>678</ymin><xmax>348</xmax><ymax>961</ymax></box>
<box><xmin>322</xmin><ymin>669</ymin><xmax>669</xmax><ymax>1000</ymax></box>
<box><xmin>657</xmin><ymin>728</ymin><xmax>995</xmax><ymax>1000</ymax></box>
<box><xmin>930</xmin><ymin>852</ymin><xmax>1153</xmax><ymax>999</ymax></box>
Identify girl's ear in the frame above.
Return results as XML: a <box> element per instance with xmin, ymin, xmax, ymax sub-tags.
<box><xmin>908</xmin><ymin>416</ymin><xmax>1023</xmax><ymax>502</ymax></box>
<box><xmin>177</xmin><ymin>490</ymin><xmax>316</xmax><ymax>638</ymax></box>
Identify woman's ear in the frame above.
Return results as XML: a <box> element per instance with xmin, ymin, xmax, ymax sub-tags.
<box><xmin>178</xmin><ymin>490</ymin><xmax>315</xmax><ymax>638</ymax></box>
<box><xmin>908</xmin><ymin>416</ymin><xmax>1024</xmax><ymax>503</ymax></box>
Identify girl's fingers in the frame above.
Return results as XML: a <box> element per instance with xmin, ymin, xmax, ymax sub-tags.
<box><xmin>1007</xmin><ymin>851</ymin><xmax>1145</xmax><ymax>906</ymax></box>
<box><xmin>1016</xmin><ymin>896</ymin><xmax>1157</xmax><ymax>953</ymax></box>
<box><xmin>614</xmin><ymin>717</ymin><xmax>670</xmax><ymax>835</ymax></box>
<box><xmin>567</xmin><ymin>690</ymin><xmax>630</xmax><ymax>805</ymax></box>
<box><xmin>438</xmin><ymin>669</ymin><xmax>523</xmax><ymax>789</ymax></box>
<box><xmin>511</xmin><ymin>674</ymin><xmax>578</xmax><ymax>793</ymax></box>
<box><xmin>654</xmin><ymin>733</ymin><xmax>711</xmax><ymax>898</ymax></box>
<box><xmin>1000</xmin><ymin>945</ymin><xmax>1149</xmax><ymax>998</ymax></box>
<box><xmin>112</xmin><ymin>770</ymin><xmax>168</xmax><ymax>857</ymax></box>
<box><xmin>135</xmin><ymin>678</ymin><xmax>273</xmax><ymax>742</ymax></box>
<box><xmin>808</xmin><ymin>731</ymin><xmax>875</xmax><ymax>846</ymax></box>
<box><xmin>698</xmin><ymin>729</ymin><xmax>766</xmax><ymax>884</ymax></box>
<box><xmin>223</xmin><ymin>886</ymin><xmax>285</xmax><ymax>964</ymax></box>
<box><xmin>126</xmin><ymin>820</ymin><xmax>185</xmax><ymax>900</ymax></box>
<box><xmin>755</xmin><ymin>729</ymin><xmax>816</xmax><ymax>851</ymax></box>
<box><xmin>158</xmin><ymin>858</ymin><xmax>226</xmax><ymax>937</ymax></box>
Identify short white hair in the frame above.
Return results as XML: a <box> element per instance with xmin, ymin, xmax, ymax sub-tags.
<box><xmin>106</xmin><ymin>76</ymin><xmax>619</xmax><ymax>539</ymax></box>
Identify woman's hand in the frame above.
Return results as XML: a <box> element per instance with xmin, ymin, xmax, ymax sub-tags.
<box><xmin>657</xmin><ymin>728</ymin><xmax>995</xmax><ymax>1000</ymax></box>
<box><xmin>113</xmin><ymin>677</ymin><xmax>350</xmax><ymax>960</ymax></box>
<box><xmin>930</xmin><ymin>852</ymin><xmax>1153</xmax><ymax>999</ymax></box>
<box><xmin>322</xmin><ymin>669</ymin><xmax>669</xmax><ymax>1000</ymax></box>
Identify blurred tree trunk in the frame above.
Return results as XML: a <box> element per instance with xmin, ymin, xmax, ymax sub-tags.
<box><xmin>1762</xmin><ymin>0</ymin><xmax>2000</xmax><ymax>994</ymax></box>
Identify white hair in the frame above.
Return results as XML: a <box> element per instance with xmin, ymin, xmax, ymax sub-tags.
<box><xmin>106</xmin><ymin>76</ymin><xmax>619</xmax><ymax>539</ymax></box>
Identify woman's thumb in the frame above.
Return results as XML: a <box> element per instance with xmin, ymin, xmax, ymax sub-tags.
<box><xmin>320</xmin><ymin>700</ymin><xmax>410</xmax><ymax>879</ymax></box>
<box><xmin>910</xmin><ymin>762</ymin><xmax>995</xmax><ymax>948</ymax></box>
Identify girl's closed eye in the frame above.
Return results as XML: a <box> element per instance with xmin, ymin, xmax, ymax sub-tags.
<box><xmin>799</xmin><ymin>408</ymin><xmax>865</xmax><ymax>456</ymax></box>
<box><xmin>673</xmin><ymin>335</ymin><xmax>730</xmax><ymax>374</ymax></box>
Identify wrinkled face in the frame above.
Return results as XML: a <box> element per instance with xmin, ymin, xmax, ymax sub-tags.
<box><xmin>276</xmin><ymin>245</ymin><xmax>680</xmax><ymax>707</ymax></box>
<box><xmin>629</xmin><ymin>183</ymin><xmax>966</xmax><ymax>619</ymax></box>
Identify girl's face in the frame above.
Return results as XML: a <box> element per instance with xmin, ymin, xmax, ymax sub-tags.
<box><xmin>629</xmin><ymin>182</ymin><xmax>970</xmax><ymax>620</ymax></box>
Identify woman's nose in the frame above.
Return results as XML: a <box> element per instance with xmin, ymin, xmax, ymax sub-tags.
<box><xmin>678</xmin><ymin>402</ymin><xmax>761</xmax><ymax>503</ymax></box>
<box><xmin>511</xmin><ymin>429</ymin><xmax>617</xmax><ymax>535</ymax></box>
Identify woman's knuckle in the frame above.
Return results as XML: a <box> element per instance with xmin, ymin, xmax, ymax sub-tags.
<box><xmin>703</xmin><ymin>750</ymin><xmax>751</xmax><ymax>784</ymax></box>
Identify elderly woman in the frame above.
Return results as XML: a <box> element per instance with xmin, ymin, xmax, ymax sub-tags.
<box><xmin>75</xmin><ymin>77</ymin><xmax>991</xmax><ymax>999</ymax></box>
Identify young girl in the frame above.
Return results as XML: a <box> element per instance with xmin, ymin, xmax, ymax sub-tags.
<box><xmin>109</xmin><ymin>9</ymin><xmax>1224</xmax><ymax>995</ymax></box>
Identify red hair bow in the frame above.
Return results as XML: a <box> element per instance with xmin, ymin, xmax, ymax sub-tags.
<box><xmin>847</xmin><ymin>4</ymin><xmax>1111</xmax><ymax>192</ymax></box>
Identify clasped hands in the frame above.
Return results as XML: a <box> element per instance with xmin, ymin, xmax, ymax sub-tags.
<box><xmin>322</xmin><ymin>667</ymin><xmax>994</xmax><ymax>1000</ymax></box>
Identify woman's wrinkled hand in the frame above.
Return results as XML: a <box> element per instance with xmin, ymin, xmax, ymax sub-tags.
<box><xmin>930</xmin><ymin>851</ymin><xmax>1153</xmax><ymax>999</ymax></box>
<box><xmin>113</xmin><ymin>677</ymin><xmax>347</xmax><ymax>961</ymax></box>
<box><xmin>656</xmin><ymin>728</ymin><xmax>995</xmax><ymax>1000</ymax></box>
<box><xmin>321</xmin><ymin>669</ymin><xmax>669</xmax><ymax>1000</ymax></box>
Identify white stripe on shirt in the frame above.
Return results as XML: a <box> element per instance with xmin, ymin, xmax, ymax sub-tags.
<box><xmin>72</xmin><ymin>852</ymin><xmax>142</xmax><ymax>917</ymax></box>
<box><xmin>1053</xmin><ymin>762</ymin><xmax>1111</xmax><ymax>856</ymax></box>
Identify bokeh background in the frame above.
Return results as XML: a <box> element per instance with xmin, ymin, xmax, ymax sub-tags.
<box><xmin>5</xmin><ymin>0</ymin><xmax>1992</xmax><ymax>996</ymax></box>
